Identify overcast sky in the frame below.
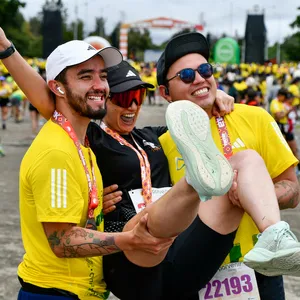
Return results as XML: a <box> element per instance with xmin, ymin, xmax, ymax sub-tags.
<box><xmin>20</xmin><ymin>0</ymin><xmax>299</xmax><ymax>46</ymax></box>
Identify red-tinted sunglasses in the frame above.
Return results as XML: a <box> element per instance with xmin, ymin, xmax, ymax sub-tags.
<box><xmin>109</xmin><ymin>88</ymin><xmax>146</xmax><ymax>108</ymax></box>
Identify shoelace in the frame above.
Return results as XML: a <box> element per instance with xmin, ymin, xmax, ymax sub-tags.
<box><xmin>273</xmin><ymin>226</ymin><xmax>299</xmax><ymax>251</ymax></box>
<box><xmin>257</xmin><ymin>225</ymin><xmax>298</xmax><ymax>245</ymax></box>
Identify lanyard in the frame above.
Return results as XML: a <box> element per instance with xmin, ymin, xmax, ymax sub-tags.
<box><xmin>100</xmin><ymin>122</ymin><xmax>153</xmax><ymax>206</ymax></box>
<box><xmin>52</xmin><ymin>111</ymin><xmax>99</xmax><ymax>230</ymax></box>
<box><xmin>215</xmin><ymin>116</ymin><xmax>233</xmax><ymax>159</ymax></box>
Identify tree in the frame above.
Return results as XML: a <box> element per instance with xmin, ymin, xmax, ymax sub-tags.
<box><xmin>109</xmin><ymin>22</ymin><xmax>121</xmax><ymax>48</ymax></box>
<box><xmin>281</xmin><ymin>33</ymin><xmax>300</xmax><ymax>61</ymax></box>
<box><xmin>29</xmin><ymin>16</ymin><xmax>42</xmax><ymax>37</ymax></box>
<box><xmin>281</xmin><ymin>6</ymin><xmax>300</xmax><ymax>61</ymax></box>
<box><xmin>89</xmin><ymin>17</ymin><xmax>106</xmax><ymax>38</ymax></box>
<box><xmin>0</xmin><ymin>0</ymin><xmax>26</xmax><ymax>31</ymax></box>
<box><xmin>290</xmin><ymin>6</ymin><xmax>300</xmax><ymax>30</ymax></box>
<box><xmin>127</xmin><ymin>28</ymin><xmax>154</xmax><ymax>60</ymax></box>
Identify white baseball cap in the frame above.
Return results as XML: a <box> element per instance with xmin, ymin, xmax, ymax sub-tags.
<box><xmin>46</xmin><ymin>40</ymin><xmax>123</xmax><ymax>83</ymax></box>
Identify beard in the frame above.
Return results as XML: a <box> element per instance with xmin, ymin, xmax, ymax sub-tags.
<box><xmin>65</xmin><ymin>85</ymin><xmax>107</xmax><ymax>120</ymax></box>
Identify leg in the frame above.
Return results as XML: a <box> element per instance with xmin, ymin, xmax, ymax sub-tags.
<box><xmin>255</xmin><ymin>273</ymin><xmax>286</xmax><ymax>300</ymax></box>
<box><xmin>124</xmin><ymin>101</ymin><xmax>235</xmax><ymax>267</ymax></box>
<box><xmin>123</xmin><ymin>178</ymin><xmax>202</xmax><ymax>267</ymax></box>
<box><xmin>161</xmin><ymin>216</ymin><xmax>236</xmax><ymax>299</ymax></box>
<box><xmin>200</xmin><ymin>150</ymin><xmax>280</xmax><ymax>235</ymax></box>
<box><xmin>1</xmin><ymin>105</ymin><xmax>8</xmax><ymax>129</ymax></box>
<box><xmin>30</xmin><ymin>110</ymin><xmax>39</xmax><ymax>135</ymax></box>
<box><xmin>103</xmin><ymin>253</ymin><xmax>164</xmax><ymax>300</ymax></box>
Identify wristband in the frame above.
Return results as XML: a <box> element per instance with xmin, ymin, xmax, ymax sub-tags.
<box><xmin>0</xmin><ymin>42</ymin><xmax>15</xmax><ymax>59</ymax></box>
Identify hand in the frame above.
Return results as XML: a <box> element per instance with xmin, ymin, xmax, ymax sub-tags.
<box><xmin>228</xmin><ymin>170</ymin><xmax>241</xmax><ymax>207</ymax></box>
<box><xmin>127</xmin><ymin>214</ymin><xmax>174</xmax><ymax>255</ymax></box>
<box><xmin>103</xmin><ymin>184</ymin><xmax>122</xmax><ymax>215</ymax></box>
<box><xmin>212</xmin><ymin>90</ymin><xmax>235</xmax><ymax>117</ymax></box>
<box><xmin>0</xmin><ymin>27</ymin><xmax>11</xmax><ymax>51</ymax></box>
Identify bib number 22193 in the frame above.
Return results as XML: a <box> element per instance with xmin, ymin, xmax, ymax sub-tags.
<box><xmin>199</xmin><ymin>262</ymin><xmax>260</xmax><ymax>300</ymax></box>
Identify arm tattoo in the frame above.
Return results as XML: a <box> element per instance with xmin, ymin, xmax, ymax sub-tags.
<box><xmin>275</xmin><ymin>180</ymin><xmax>300</xmax><ymax>209</ymax></box>
<box><xmin>47</xmin><ymin>227</ymin><xmax>121</xmax><ymax>258</ymax></box>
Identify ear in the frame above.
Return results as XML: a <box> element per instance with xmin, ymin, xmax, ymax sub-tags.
<box><xmin>159</xmin><ymin>85</ymin><xmax>172</xmax><ymax>103</ymax></box>
<box><xmin>48</xmin><ymin>80</ymin><xmax>65</xmax><ymax>97</ymax></box>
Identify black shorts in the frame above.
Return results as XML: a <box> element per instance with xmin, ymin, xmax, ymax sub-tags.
<box><xmin>103</xmin><ymin>217</ymin><xmax>236</xmax><ymax>300</ymax></box>
<box><xmin>29</xmin><ymin>103</ymin><xmax>39</xmax><ymax>112</ymax></box>
<box><xmin>0</xmin><ymin>98</ymin><xmax>9</xmax><ymax>107</ymax></box>
<box><xmin>285</xmin><ymin>131</ymin><xmax>294</xmax><ymax>141</ymax></box>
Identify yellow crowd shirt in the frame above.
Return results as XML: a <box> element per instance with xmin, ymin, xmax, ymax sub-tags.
<box><xmin>288</xmin><ymin>84</ymin><xmax>300</xmax><ymax>106</ymax></box>
<box><xmin>141</xmin><ymin>73</ymin><xmax>157</xmax><ymax>92</ymax></box>
<box><xmin>0</xmin><ymin>82</ymin><xmax>12</xmax><ymax>98</ymax></box>
<box><xmin>18</xmin><ymin>120</ymin><xmax>107</xmax><ymax>299</ymax></box>
<box><xmin>270</xmin><ymin>98</ymin><xmax>288</xmax><ymax>124</ymax></box>
<box><xmin>159</xmin><ymin>104</ymin><xmax>298</xmax><ymax>265</ymax></box>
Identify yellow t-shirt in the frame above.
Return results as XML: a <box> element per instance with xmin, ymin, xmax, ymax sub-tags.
<box><xmin>18</xmin><ymin>120</ymin><xmax>107</xmax><ymax>299</ymax></box>
<box><xmin>159</xmin><ymin>104</ymin><xmax>298</xmax><ymax>265</ymax></box>
<box><xmin>0</xmin><ymin>82</ymin><xmax>12</xmax><ymax>98</ymax></box>
<box><xmin>288</xmin><ymin>84</ymin><xmax>300</xmax><ymax>106</ymax></box>
<box><xmin>270</xmin><ymin>98</ymin><xmax>288</xmax><ymax>124</ymax></box>
<box><xmin>141</xmin><ymin>73</ymin><xmax>157</xmax><ymax>92</ymax></box>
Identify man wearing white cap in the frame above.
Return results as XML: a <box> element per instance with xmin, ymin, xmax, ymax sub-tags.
<box><xmin>0</xmin><ymin>39</ymin><xmax>178</xmax><ymax>299</ymax></box>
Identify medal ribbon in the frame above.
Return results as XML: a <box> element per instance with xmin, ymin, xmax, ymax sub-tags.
<box><xmin>52</xmin><ymin>111</ymin><xmax>99</xmax><ymax>230</ymax></box>
<box><xmin>215</xmin><ymin>116</ymin><xmax>233</xmax><ymax>159</ymax></box>
<box><xmin>100</xmin><ymin>122</ymin><xmax>152</xmax><ymax>206</ymax></box>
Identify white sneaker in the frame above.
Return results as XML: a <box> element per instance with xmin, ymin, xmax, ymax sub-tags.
<box><xmin>165</xmin><ymin>100</ymin><xmax>233</xmax><ymax>201</ymax></box>
<box><xmin>244</xmin><ymin>221</ymin><xmax>300</xmax><ymax>276</ymax></box>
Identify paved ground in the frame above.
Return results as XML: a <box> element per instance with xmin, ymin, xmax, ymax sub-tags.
<box><xmin>0</xmin><ymin>103</ymin><xmax>300</xmax><ymax>300</ymax></box>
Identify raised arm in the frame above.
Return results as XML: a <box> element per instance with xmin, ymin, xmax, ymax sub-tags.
<box><xmin>0</xmin><ymin>27</ymin><xmax>54</xmax><ymax>119</ymax></box>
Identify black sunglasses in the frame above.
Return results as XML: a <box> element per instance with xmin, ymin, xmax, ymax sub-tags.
<box><xmin>166</xmin><ymin>63</ymin><xmax>213</xmax><ymax>84</ymax></box>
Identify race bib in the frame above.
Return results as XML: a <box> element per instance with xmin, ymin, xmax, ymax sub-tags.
<box><xmin>129</xmin><ymin>187</ymin><xmax>171</xmax><ymax>214</ymax></box>
<box><xmin>199</xmin><ymin>262</ymin><xmax>260</xmax><ymax>300</ymax></box>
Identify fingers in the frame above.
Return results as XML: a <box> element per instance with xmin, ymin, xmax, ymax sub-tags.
<box><xmin>214</xmin><ymin>90</ymin><xmax>235</xmax><ymax>117</ymax></box>
<box><xmin>216</xmin><ymin>97</ymin><xmax>226</xmax><ymax>115</ymax></box>
<box><xmin>228</xmin><ymin>170</ymin><xmax>241</xmax><ymax>207</ymax></box>
<box><xmin>103</xmin><ymin>184</ymin><xmax>119</xmax><ymax>196</ymax></box>
<box><xmin>102</xmin><ymin>194</ymin><xmax>122</xmax><ymax>214</ymax></box>
<box><xmin>103</xmin><ymin>184</ymin><xmax>122</xmax><ymax>215</ymax></box>
<box><xmin>211</xmin><ymin>103</ymin><xmax>220</xmax><ymax>118</ymax></box>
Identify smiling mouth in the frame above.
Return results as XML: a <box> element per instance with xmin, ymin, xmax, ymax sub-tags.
<box><xmin>87</xmin><ymin>95</ymin><xmax>105</xmax><ymax>102</ymax></box>
<box><xmin>121</xmin><ymin>113</ymin><xmax>135</xmax><ymax>123</ymax></box>
<box><xmin>192</xmin><ymin>87</ymin><xmax>209</xmax><ymax>96</ymax></box>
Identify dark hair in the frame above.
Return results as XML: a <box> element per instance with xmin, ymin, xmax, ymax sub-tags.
<box><xmin>54</xmin><ymin>67</ymin><xmax>69</xmax><ymax>84</ymax></box>
<box><xmin>277</xmin><ymin>87</ymin><xmax>288</xmax><ymax>97</ymax></box>
<box><xmin>291</xmin><ymin>77</ymin><xmax>300</xmax><ymax>85</ymax></box>
<box><xmin>246</xmin><ymin>88</ymin><xmax>257</xmax><ymax>100</ymax></box>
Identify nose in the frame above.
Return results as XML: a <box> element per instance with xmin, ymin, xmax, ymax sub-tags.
<box><xmin>93</xmin><ymin>77</ymin><xmax>109</xmax><ymax>94</ymax></box>
<box><xmin>193</xmin><ymin>70</ymin><xmax>205</xmax><ymax>84</ymax></box>
<box><xmin>128</xmin><ymin>100</ymin><xmax>138</xmax><ymax>110</ymax></box>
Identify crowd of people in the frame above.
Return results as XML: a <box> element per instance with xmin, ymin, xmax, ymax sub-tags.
<box><xmin>1</xmin><ymin>26</ymin><xmax>300</xmax><ymax>300</ymax></box>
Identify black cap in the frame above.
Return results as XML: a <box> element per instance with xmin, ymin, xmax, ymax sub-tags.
<box><xmin>156</xmin><ymin>32</ymin><xmax>210</xmax><ymax>86</ymax></box>
<box><xmin>107</xmin><ymin>61</ymin><xmax>154</xmax><ymax>93</ymax></box>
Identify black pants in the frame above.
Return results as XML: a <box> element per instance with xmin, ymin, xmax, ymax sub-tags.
<box><xmin>104</xmin><ymin>216</ymin><xmax>236</xmax><ymax>300</ymax></box>
<box><xmin>256</xmin><ymin>272</ymin><xmax>285</xmax><ymax>300</ymax></box>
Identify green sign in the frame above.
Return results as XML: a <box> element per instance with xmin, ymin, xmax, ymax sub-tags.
<box><xmin>214</xmin><ymin>37</ymin><xmax>240</xmax><ymax>64</ymax></box>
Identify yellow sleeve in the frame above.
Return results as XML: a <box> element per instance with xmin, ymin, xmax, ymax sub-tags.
<box><xmin>269</xmin><ymin>99</ymin><xmax>280</xmax><ymax>116</ymax></box>
<box><xmin>257</xmin><ymin>109</ymin><xmax>298</xmax><ymax>178</ymax></box>
<box><xmin>28</xmin><ymin>149</ymin><xmax>85</xmax><ymax>224</ymax></box>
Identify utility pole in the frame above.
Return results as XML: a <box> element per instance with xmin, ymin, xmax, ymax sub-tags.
<box><xmin>73</xmin><ymin>0</ymin><xmax>78</xmax><ymax>40</ymax></box>
<box><xmin>276</xmin><ymin>13</ymin><xmax>281</xmax><ymax>64</ymax></box>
